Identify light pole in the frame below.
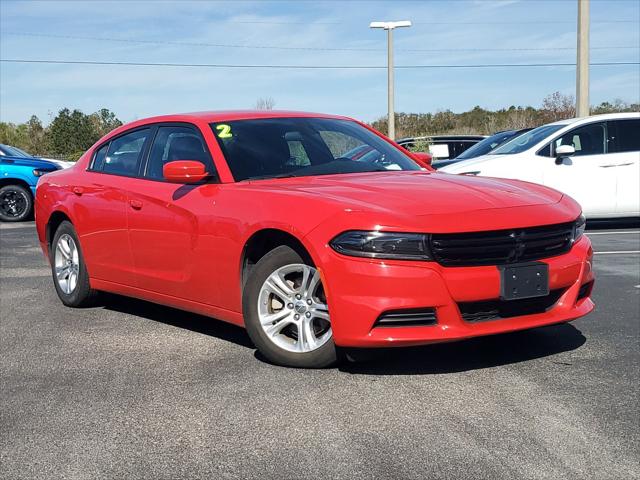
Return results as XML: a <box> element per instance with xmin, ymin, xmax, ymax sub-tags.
<box><xmin>370</xmin><ymin>20</ymin><xmax>412</xmax><ymax>140</ymax></box>
<box><xmin>576</xmin><ymin>0</ymin><xmax>590</xmax><ymax>117</ymax></box>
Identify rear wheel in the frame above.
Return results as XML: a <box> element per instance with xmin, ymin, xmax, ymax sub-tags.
<box><xmin>51</xmin><ymin>221</ymin><xmax>98</xmax><ymax>307</ymax></box>
<box><xmin>243</xmin><ymin>246</ymin><xmax>337</xmax><ymax>368</ymax></box>
<box><xmin>0</xmin><ymin>184</ymin><xmax>32</xmax><ymax>222</ymax></box>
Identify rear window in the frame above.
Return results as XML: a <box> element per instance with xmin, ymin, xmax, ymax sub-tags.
<box><xmin>609</xmin><ymin>119</ymin><xmax>640</xmax><ymax>153</ymax></box>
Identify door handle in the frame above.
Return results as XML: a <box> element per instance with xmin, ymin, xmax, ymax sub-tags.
<box><xmin>72</xmin><ymin>186</ymin><xmax>83</xmax><ymax>196</ymax></box>
<box><xmin>600</xmin><ymin>163</ymin><xmax>633</xmax><ymax>168</ymax></box>
<box><xmin>129</xmin><ymin>199</ymin><xmax>143</xmax><ymax>210</ymax></box>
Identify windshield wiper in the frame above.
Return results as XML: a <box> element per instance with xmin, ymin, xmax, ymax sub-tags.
<box><xmin>242</xmin><ymin>172</ymin><xmax>299</xmax><ymax>181</ymax></box>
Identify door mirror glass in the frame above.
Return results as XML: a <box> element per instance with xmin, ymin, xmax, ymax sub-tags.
<box><xmin>163</xmin><ymin>160</ymin><xmax>209</xmax><ymax>183</ymax></box>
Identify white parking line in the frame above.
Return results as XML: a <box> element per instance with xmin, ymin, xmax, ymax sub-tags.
<box><xmin>587</xmin><ymin>231</ymin><xmax>640</xmax><ymax>236</ymax></box>
<box><xmin>594</xmin><ymin>251</ymin><xmax>640</xmax><ymax>255</ymax></box>
<box><xmin>0</xmin><ymin>222</ymin><xmax>36</xmax><ymax>230</ymax></box>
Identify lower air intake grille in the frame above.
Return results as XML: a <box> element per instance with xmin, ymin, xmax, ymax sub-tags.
<box><xmin>458</xmin><ymin>289</ymin><xmax>565</xmax><ymax>323</ymax></box>
<box><xmin>577</xmin><ymin>280</ymin><xmax>594</xmax><ymax>300</ymax></box>
<box><xmin>375</xmin><ymin>308</ymin><xmax>437</xmax><ymax>327</ymax></box>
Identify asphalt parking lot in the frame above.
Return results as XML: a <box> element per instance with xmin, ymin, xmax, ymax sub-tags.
<box><xmin>1</xmin><ymin>222</ymin><xmax>639</xmax><ymax>480</ymax></box>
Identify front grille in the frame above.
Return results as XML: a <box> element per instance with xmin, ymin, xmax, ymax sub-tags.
<box><xmin>374</xmin><ymin>308</ymin><xmax>437</xmax><ymax>327</ymax></box>
<box><xmin>458</xmin><ymin>289</ymin><xmax>565</xmax><ymax>323</ymax></box>
<box><xmin>430</xmin><ymin>222</ymin><xmax>574</xmax><ymax>267</ymax></box>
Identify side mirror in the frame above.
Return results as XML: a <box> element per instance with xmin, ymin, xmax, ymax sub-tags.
<box><xmin>163</xmin><ymin>160</ymin><xmax>209</xmax><ymax>183</ymax></box>
<box><xmin>555</xmin><ymin>145</ymin><xmax>575</xmax><ymax>165</ymax></box>
<box><xmin>412</xmin><ymin>152</ymin><xmax>433</xmax><ymax>167</ymax></box>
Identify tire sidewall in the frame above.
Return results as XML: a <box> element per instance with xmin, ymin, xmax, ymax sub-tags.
<box><xmin>242</xmin><ymin>245</ymin><xmax>338</xmax><ymax>368</ymax></box>
<box><xmin>50</xmin><ymin>221</ymin><xmax>94</xmax><ymax>307</ymax></box>
<box><xmin>0</xmin><ymin>185</ymin><xmax>33</xmax><ymax>222</ymax></box>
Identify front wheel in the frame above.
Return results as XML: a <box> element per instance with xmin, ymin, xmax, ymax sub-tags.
<box><xmin>242</xmin><ymin>246</ymin><xmax>337</xmax><ymax>368</ymax></box>
<box><xmin>0</xmin><ymin>184</ymin><xmax>33</xmax><ymax>222</ymax></box>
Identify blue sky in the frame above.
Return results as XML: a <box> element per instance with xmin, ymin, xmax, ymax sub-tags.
<box><xmin>1</xmin><ymin>0</ymin><xmax>638</xmax><ymax>124</ymax></box>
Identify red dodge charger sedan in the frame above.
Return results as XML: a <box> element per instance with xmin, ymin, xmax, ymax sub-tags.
<box><xmin>35</xmin><ymin>111</ymin><xmax>594</xmax><ymax>368</ymax></box>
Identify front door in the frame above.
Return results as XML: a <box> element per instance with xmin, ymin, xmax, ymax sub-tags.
<box><xmin>126</xmin><ymin>124</ymin><xmax>221</xmax><ymax>303</ymax></box>
<box><xmin>539</xmin><ymin>121</ymin><xmax>617</xmax><ymax>217</ymax></box>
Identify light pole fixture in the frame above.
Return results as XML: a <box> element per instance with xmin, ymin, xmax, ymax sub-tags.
<box><xmin>370</xmin><ymin>20</ymin><xmax>412</xmax><ymax>140</ymax></box>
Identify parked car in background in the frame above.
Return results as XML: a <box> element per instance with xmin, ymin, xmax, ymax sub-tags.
<box><xmin>0</xmin><ymin>144</ymin><xmax>74</xmax><ymax>169</ymax></box>
<box><xmin>440</xmin><ymin>113</ymin><xmax>640</xmax><ymax>219</ymax></box>
<box><xmin>0</xmin><ymin>153</ymin><xmax>60</xmax><ymax>221</ymax></box>
<box><xmin>35</xmin><ymin>110</ymin><xmax>593</xmax><ymax>368</ymax></box>
<box><xmin>431</xmin><ymin>128</ymin><xmax>534</xmax><ymax>169</ymax></box>
<box><xmin>397</xmin><ymin>135</ymin><xmax>486</xmax><ymax>166</ymax></box>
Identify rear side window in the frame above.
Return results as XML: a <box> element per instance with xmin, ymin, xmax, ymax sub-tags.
<box><xmin>91</xmin><ymin>144</ymin><xmax>109</xmax><ymax>170</ymax></box>
<box><xmin>608</xmin><ymin>119</ymin><xmax>640</xmax><ymax>153</ymax></box>
<box><xmin>102</xmin><ymin>128</ymin><xmax>150</xmax><ymax>176</ymax></box>
<box><xmin>553</xmin><ymin>122</ymin><xmax>606</xmax><ymax>156</ymax></box>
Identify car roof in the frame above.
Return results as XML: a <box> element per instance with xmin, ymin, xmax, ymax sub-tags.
<box><xmin>130</xmin><ymin>110</ymin><xmax>351</xmax><ymax>125</ymax></box>
<box><xmin>547</xmin><ymin>111</ymin><xmax>640</xmax><ymax>126</ymax></box>
<box><xmin>100</xmin><ymin>110</ymin><xmax>356</xmax><ymax>143</ymax></box>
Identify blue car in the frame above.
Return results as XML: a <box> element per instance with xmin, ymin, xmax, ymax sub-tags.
<box><xmin>0</xmin><ymin>144</ymin><xmax>60</xmax><ymax>221</ymax></box>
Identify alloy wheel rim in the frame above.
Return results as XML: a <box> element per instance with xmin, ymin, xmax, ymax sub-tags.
<box><xmin>257</xmin><ymin>263</ymin><xmax>332</xmax><ymax>353</ymax></box>
<box><xmin>54</xmin><ymin>234</ymin><xmax>80</xmax><ymax>294</ymax></box>
<box><xmin>0</xmin><ymin>190</ymin><xmax>28</xmax><ymax>218</ymax></box>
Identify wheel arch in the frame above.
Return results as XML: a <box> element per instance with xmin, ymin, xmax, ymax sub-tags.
<box><xmin>0</xmin><ymin>177</ymin><xmax>32</xmax><ymax>192</ymax></box>
<box><xmin>240</xmin><ymin>228</ymin><xmax>318</xmax><ymax>290</ymax></box>
<box><xmin>46</xmin><ymin>210</ymin><xmax>73</xmax><ymax>251</ymax></box>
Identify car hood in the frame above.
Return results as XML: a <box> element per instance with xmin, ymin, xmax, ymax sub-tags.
<box><xmin>249</xmin><ymin>171</ymin><xmax>562</xmax><ymax>216</ymax></box>
<box><xmin>0</xmin><ymin>156</ymin><xmax>60</xmax><ymax>170</ymax></box>
<box><xmin>438</xmin><ymin>154</ymin><xmax>505</xmax><ymax>173</ymax></box>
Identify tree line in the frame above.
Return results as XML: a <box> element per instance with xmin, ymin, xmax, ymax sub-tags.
<box><xmin>0</xmin><ymin>93</ymin><xmax>637</xmax><ymax>161</ymax></box>
<box><xmin>0</xmin><ymin>108</ymin><xmax>122</xmax><ymax>161</ymax></box>
<box><xmin>372</xmin><ymin>93</ymin><xmax>638</xmax><ymax>138</ymax></box>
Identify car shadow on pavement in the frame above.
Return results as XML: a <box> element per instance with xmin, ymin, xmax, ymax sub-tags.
<box><xmin>99</xmin><ymin>293</ymin><xmax>255</xmax><ymax>349</ymax></box>
<box><xmin>339</xmin><ymin>323</ymin><xmax>586</xmax><ymax>375</ymax></box>
<box><xmin>96</xmin><ymin>293</ymin><xmax>586</xmax><ymax>374</ymax></box>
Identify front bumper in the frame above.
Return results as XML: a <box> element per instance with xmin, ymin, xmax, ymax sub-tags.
<box><xmin>314</xmin><ymin>235</ymin><xmax>594</xmax><ymax>348</ymax></box>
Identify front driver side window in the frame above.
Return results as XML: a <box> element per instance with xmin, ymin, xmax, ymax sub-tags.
<box><xmin>553</xmin><ymin>122</ymin><xmax>606</xmax><ymax>156</ymax></box>
<box><xmin>145</xmin><ymin>126</ymin><xmax>213</xmax><ymax>180</ymax></box>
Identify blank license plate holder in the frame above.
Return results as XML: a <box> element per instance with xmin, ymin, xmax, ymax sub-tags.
<box><xmin>500</xmin><ymin>263</ymin><xmax>549</xmax><ymax>301</ymax></box>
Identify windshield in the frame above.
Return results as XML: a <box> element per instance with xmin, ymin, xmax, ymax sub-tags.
<box><xmin>491</xmin><ymin>124</ymin><xmax>565</xmax><ymax>155</ymax></box>
<box><xmin>0</xmin><ymin>145</ymin><xmax>32</xmax><ymax>158</ymax></box>
<box><xmin>455</xmin><ymin>131</ymin><xmax>519</xmax><ymax>160</ymax></box>
<box><xmin>210</xmin><ymin>117</ymin><xmax>420</xmax><ymax>181</ymax></box>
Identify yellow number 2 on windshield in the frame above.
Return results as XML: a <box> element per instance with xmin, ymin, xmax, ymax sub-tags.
<box><xmin>216</xmin><ymin>124</ymin><xmax>233</xmax><ymax>138</ymax></box>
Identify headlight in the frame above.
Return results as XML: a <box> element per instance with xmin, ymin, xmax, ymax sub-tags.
<box><xmin>33</xmin><ymin>169</ymin><xmax>55</xmax><ymax>177</ymax></box>
<box><xmin>330</xmin><ymin>230</ymin><xmax>433</xmax><ymax>260</ymax></box>
<box><xmin>573</xmin><ymin>214</ymin><xmax>586</xmax><ymax>241</ymax></box>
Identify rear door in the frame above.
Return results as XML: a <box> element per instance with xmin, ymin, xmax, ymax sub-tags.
<box><xmin>538</xmin><ymin>121</ymin><xmax>617</xmax><ymax>217</ymax></box>
<box><xmin>78</xmin><ymin>128</ymin><xmax>151</xmax><ymax>285</ymax></box>
<box><xmin>606</xmin><ymin>118</ymin><xmax>640</xmax><ymax>216</ymax></box>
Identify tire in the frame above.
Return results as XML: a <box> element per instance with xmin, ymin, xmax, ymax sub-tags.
<box><xmin>242</xmin><ymin>245</ymin><xmax>338</xmax><ymax>368</ymax></box>
<box><xmin>0</xmin><ymin>184</ymin><xmax>33</xmax><ymax>222</ymax></box>
<box><xmin>50</xmin><ymin>221</ymin><xmax>98</xmax><ymax>307</ymax></box>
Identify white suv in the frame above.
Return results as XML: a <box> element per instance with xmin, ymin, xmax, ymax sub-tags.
<box><xmin>440</xmin><ymin>112</ymin><xmax>640</xmax><ymax>219</ymax></box>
